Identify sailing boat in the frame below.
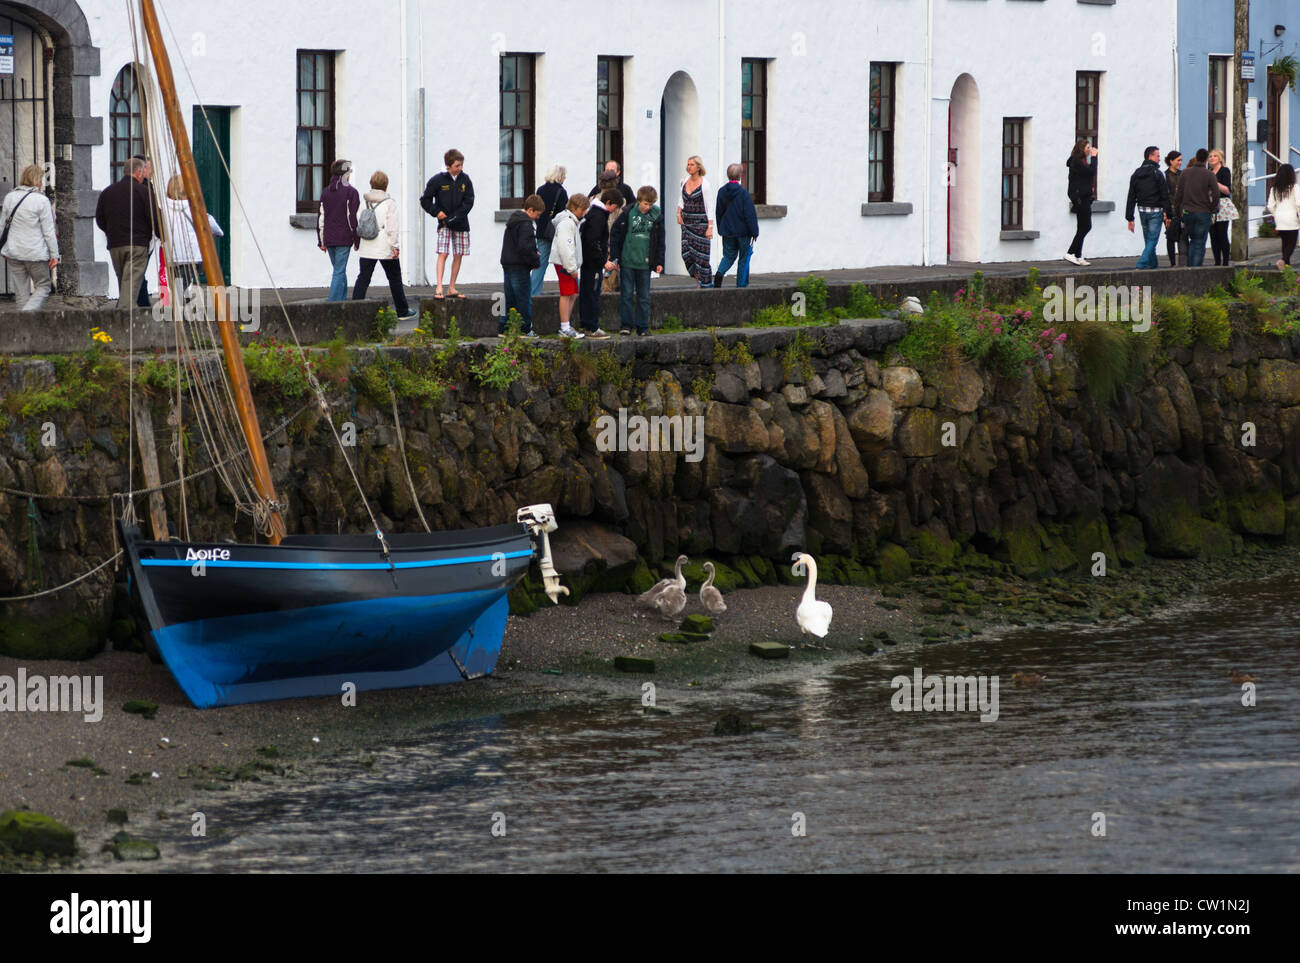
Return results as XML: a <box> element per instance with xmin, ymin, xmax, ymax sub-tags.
<box><xmin>118</xmin><ymin>0</ymin><xmax>566</xmax><ymax>709</ymax></box>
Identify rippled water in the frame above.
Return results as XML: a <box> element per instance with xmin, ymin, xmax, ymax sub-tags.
<box><xmin>138</xmin><ymin>575</ymin><xmax>1299</xmax><ymax>872</ymax></box>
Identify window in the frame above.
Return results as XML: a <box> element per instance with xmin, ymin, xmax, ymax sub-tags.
<box><xmin>296</xmin><ymin>51</ymin><xmax>335</xmax><ymax>214</ymax></box>
<box><xmin>109</xmin><ymin>65</ymin><xmax>146</xmax><ymax>183</ymax></box>
<box><xmin>597</xmin><ymin>56</ymin><xmax>624</xmax><ymax>175</ymax></box>
<box><xmin>1001</xmin><ymin>118</ymin><xmax>1026</xmax><ymax>230</ymax></box>
<box><xmin>869</xmin><ymin>62</ymin><xmax>896</xmax><ymax>202</ymax></box>
<box><xmin>1208</xmin><ymin>56</ymin><xmax>1229</xmax><ymax>154</ymax></box>
<box><xmin>741</xmin><ymin>59</ymin><xmax>767</xmax><ymax>204</ymax></box>
<box><xmin>1075</xmin><ymin>71</ymin><xmax>1099</xmax><ymax>147</ymax></box>
<box><xmin>500</xmin><ymin>53</ymin><xmax>535</xmax><ymax>207</ymax></box>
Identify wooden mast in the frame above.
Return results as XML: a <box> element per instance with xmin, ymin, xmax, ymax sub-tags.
<box><xmin>139</xmin><ymin>0</ymin><xmax>285</xmax><ymax>544</ymax></box>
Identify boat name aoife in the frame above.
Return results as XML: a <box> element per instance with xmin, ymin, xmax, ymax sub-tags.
<box><xmin>185</xmin><ymin>547</ymin><xmax>231</xmax><ymax>561</ymax></box>
<box><xmin>890</xmin><ymin>668</ymin><xmax>999</xmax><ymax>722</ymax></box>
<box><xmin>594</xmin><ymin>409</ymin><xmax>705</xmax><ymax>463</ymax></box>
<box><xmin>49</xmin><ymin>894</ymin><xmax>151</xmax><ymax>943</ymax></box>
<box><xmin>0</xmin><ymin>669</ymin><xmax>103</xmax><ymax>722</ymax></box>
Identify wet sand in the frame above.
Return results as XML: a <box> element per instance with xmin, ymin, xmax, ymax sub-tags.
<box><xmin>4</xmin><ymin>544</ymin><xmax>1299</xmax><ymax>867</ymax></box>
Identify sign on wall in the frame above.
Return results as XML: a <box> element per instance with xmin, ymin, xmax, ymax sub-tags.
<box><xmin>0</xmin><ymin>36</ymin><xmax>13</xmax><ymax>75</ymax></box>
<box><xmin>1241</xmin><ymin>51</ymin><xmax>1255</xmax><ymax>81</ymax></box>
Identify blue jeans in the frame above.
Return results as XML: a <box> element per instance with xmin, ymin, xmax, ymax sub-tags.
<box><xmin>619</xmin><ymin>267</ymin><xmax>651</xmax><ymax>332</ymax></box>
<box><xmin>1136</xmin><ymin>211</ymin><xmax>1164</xmax><ymax>269</ymax></box>
<box><xmin>502</xmin><ymin>266</ymin><xmax>533</xmax><ymax>333</ymax></box>
<box><xmin>1184</xmin><ymin>212</ymin><xmax>1212</xmax><ymax>267</ymax></box>
<box><xmin>327</xmin><ymin>246</ymin><xmax>351</xmax><ymax>300</ymax></box>
<box><xmin>718</xmin><ymin>236</ymin><xmax>753</xmax><ymax>286</ymax></box>
<box><xmin>530</xmin><ymin>237</ymin><xmax>552</xmax><ymax>295</ymax></box>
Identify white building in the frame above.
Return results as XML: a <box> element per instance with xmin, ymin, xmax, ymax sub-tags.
<box><xmin>0</xmin><ymin>0</ymin><xmax>1179</xmax><ymax>297</ymax></box>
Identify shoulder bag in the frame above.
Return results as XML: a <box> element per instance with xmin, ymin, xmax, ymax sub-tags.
<box><xmin>0</xmin><ymin>189</ymin><xmax>37</xmax><ymax>253</ymax></box>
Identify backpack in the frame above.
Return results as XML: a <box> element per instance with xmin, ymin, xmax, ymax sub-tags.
<box><xmin>357</xmin><ymin>198</ymin><xmax>382</xmax><ymax>240</ymax></box>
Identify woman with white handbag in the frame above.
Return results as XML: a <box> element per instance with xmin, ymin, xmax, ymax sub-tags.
<box><xmin>1207</xmin><ymin>149</ymin><xmax>1236</xmax><ymax>266</ymax></box>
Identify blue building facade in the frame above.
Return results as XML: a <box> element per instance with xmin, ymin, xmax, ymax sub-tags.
<box><xmin>1178</xmin><ymin>1</ymin><xmax>1300</xmax><ymax>221</ymax></box>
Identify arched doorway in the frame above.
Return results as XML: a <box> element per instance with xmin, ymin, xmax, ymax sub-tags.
<box><xmin>0</xmin><ymin>0</ymin><xmax>101</xmax><ymax>296</ymax></box>
<box><xmin>659</xmin><ymin>71</ymin><xmax>699</xmax><ymax>276</ymax></box>
<box><xmin>948</xmin><ymin>73</ymin><xmax>980</xmax><ymax>263</ymax></box>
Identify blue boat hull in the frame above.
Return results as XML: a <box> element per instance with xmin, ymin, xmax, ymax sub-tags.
<box><xmin>120</xmin><ymin>523</ymin><xmax>533</xmax><ymax>708</ymax></box>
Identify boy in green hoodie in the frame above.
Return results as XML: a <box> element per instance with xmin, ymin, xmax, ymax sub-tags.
<box><xmin>609</xmin><ymin>186</ymin><xmax>666</xmax><ymax>335</ymax></box>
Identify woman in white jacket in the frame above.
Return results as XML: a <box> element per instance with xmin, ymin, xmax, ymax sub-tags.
<box><xmin>1266</xmin><ymin>164</ymin><xmax>1300</xmax><ymax>270</ymax></box>
<box><xmin>164</xmin><ymin>174</ymin><xmax>224</xmax><ymax>293</ymax></box>
<box><xmin>1</xmin><ymin>164</ymin><xmax>59</xmax><ymax>311</ymax></box>
<box><xmin>548</xmin><ymin>193</ymin><xmax>589</xmax><ymax>338</ymax></box>
<box><xmin>352</xmin><ymin>170</ymin><xmax>415</xmax><ymax>320</ymax></box>
<box><xmin>676</xmin><ymin>155</ymin><xmax>715</xmax><ymax>287</ymax></box>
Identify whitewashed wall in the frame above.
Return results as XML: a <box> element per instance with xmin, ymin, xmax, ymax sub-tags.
<box><xmin>76</xmin><ymin>0</ymin><xmax>1179</xmax><ymax>294</ymax></box>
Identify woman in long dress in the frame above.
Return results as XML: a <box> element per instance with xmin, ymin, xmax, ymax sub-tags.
<box><xmin>676</xmin><ymin>156</ymin><xmax>715</xmax><ymax>287</ymax></box>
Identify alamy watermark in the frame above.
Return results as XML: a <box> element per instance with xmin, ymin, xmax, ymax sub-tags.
<box><xmin>594</xmin><ymin>408</ymin><xmax>704</xmax><ymax>463</ymax></box>
<box><xmin>0</xmin><ymin>669</ymin><xmax>103</xmax><ymax>722</ymax></box>
<box><xmin>1043</xmin><ymin>279</ymin><xmax>1152</xmax><ymax>332</ymax></box>
<box><xmin>152</xmin><ymin>284</ymin><xmax>261</xmax><ymax>333</ymax></box>
<box><xmin>890</xmin><ymin>667</ymin><xmax>999</xmax><ymax>722</ymax></box>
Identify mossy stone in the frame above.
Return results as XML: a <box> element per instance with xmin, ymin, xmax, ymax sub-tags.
<box><xmin>747</xmin><ymin>555</ymin><xmax>778</xmax><ymax>584</ymax></box>
<box><xmin>1199</xmin><ymin>520</ymin><xmax>1241</xmax><ymax>558</ymax></box>
<box><xmin>1112</xmin><ymin>514</ymin><xmax>1147</xmax><ymax>567</ymax></box>
<box><xmin>105</xmin><ymin>808</ymin><xmax>128</xmax><ymax>825</ymax></box>
<box><xmin>840</xmin><ymin>558</ymin><xmax>875</xmax><ymax>586</ymax></box>
<box><xmin>122</xmin><ymin>699</ymin><xmax>159</xmax><ymax>720</ymax></box>
<box><xmin>614</xmin><ymin>656</ymin><xmax>655</xmax><ymax>673</ymax></box>
<box><xmin>749</xmin><ymin>641</ymin><xmax>790</xmax><ymax>659</ymax></box>
<box><xmin>729</xmin><ymin>556</ymin><xmax>763</xmax><ymax>588</ymax></box>
<box><xmin>0</xmin><ymin>810</ymin><xmax>75</xmax><ymax>858</ymax></box>
<box><xmin>0</xmin><ymin>608</ymin><xmax>105</xmax><ymax>660</ymax></box>
<box><xmin>679</xmin><ymin>614</ymin><xmax>715</xmax><ymax>634</ymax></box>
<box><xmin>1285</xmin><ymin>495</ymin><xmax>1300</xmax><ymax>545</ymax></box>
<box><xmin>914</xmin><ymin>529</ymin><xmax>958</xmax><ymax>568</ymax></box>
<box><xmin>1227</xmin><ymin>490</ymin><xmax>1286</xmax><ymax>536</ymax></box>
<box><xmin>109</xmin><ymin>618</ymin><xmax>141</xmax><ymax>651</ymax></box>
<box><xmin>875</xmin><ymin>543</ymin><xmax>913</xmax><ymax>583</ymax></box>
<box><xmin>626</xmin><ymin>558</ymin><xmax>658</xmax><ymax>594</ymax></box>
<box><xmin>1001</xmin><ymin>524</ymin><xmax>1050</xmax><ymax>578</ymax></box>
<box><xmin>112</xmin><ymin>838</ymin><xmax>160</xmax><ymax>861</ymax></box>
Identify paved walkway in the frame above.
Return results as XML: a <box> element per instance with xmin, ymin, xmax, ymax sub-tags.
<box><xmin>4</xmin><ymin>238</ymin><xmax>1284</xmax><ymax>314</ymax></box>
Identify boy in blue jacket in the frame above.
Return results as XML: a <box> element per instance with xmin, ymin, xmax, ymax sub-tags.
<box><xmin>499</xmin><ymin>194</ymin><xmax>543</xmax><ymax>336</ymax></box>
<box><xmin>713</xmin><ymin>164</ymin><xmax>759</xmax><ymax>288</ymax></box>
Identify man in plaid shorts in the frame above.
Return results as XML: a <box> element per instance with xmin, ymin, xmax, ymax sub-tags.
<box><xmin>420</xmin><ymin>148</ymin><xmax>475</xmax><ymax>298</ymax></box>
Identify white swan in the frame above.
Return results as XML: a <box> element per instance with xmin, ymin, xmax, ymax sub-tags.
<box><xmin>792</xmin><ymin>552</ymin><xmax>833</xmax><ymax>638</ymax></box>
<box><xmin>699</xmin><ymin>561</ymin><xmax>727</xmax><ymax>616</ymax></box>
<box><xmin>638</xmin><ymin>554</ymin><xmax>688</xmax><ymax>609</ymax></box>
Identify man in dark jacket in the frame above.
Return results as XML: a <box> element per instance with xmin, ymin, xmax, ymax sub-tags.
<box><xmin>578</xmin><ymin>188</ymin><xmax>622</xmax><ymax>338</ymax></box>
<box><xmin>1174</xmin><ymin>149</ymin><xmax>1222</xmax><ymax>267</ymax></box>
<box><xmin>500</xmin><ymin>194</ymin><xmax>542</xmax><ymax>336</ymax></box>
<box><xmin>1125</xmin><ymin>146</ymin><xmax>1172</xmax><ymax>270</ymax></box>
<box><xmin>420</xmin><ymin>148</ymin><xmax>474</xmax><ymax>298</ymax></box>
<box><xmin>95</xmin><ymin>156</ymin><xmax>160</xmax><ymax>309</ymax></box>
<box><xmin>713</xmin><ymin>164</ymin><xmax>760</xmax><ymax>288</ymax></box>
<box><xmin>131</xmin><ymin>154</ymin><xmax>154</xmax><ymax>307</ymax></box>
<box><xmin>589</xmin><ymin>160</ymin><xmax>636</xmax><ymax>210</ymax></box>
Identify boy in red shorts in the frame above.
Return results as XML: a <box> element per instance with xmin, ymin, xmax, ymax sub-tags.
<box><xmin>549</xmin><ymin>193</ymin><xmax>589</xmax><ymax>338</ymax></box>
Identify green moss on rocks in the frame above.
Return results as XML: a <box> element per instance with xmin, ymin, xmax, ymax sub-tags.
<box><xmin>626</xmin><ymin>559</ymin><xmax>658</xmax><ymax>594</ymax></box>
<box><xmin>1001</xmin><ymin>524</ymin><xmax>1050</xmax><ymax>578</ymax></box>
<box><xmin>507</xmin><ymin>578</ymin><xmax>540</xmax><ymax>616</ymax></box>
<box><xmin>679</xmin><ymin>614</ymin><xmax>715</xmax><ymax>634</ymax></box>
<box><xmin>1199</xmin><ymin>520</ymin><xmax>1242</xmax><ymax>558</ymax></box>
<box><xmin>746</xmin><ymin>555</ymin><xmax>778</xmax><ymax>584</ymax></box>
<box><xmin>680</xmin><ymin>560</ymin><xmax>743</xmax><ymax>592</ymax></box>
<box><xmin>1286</xmin><ymin>496</ymin><xmax>1300</xmax><ymax>545</ymax></box>
<box><xmin>1141</xmin><ymin>501</ymin><xmax>1203</xmax><ymax>558</ymax></box>
<box><xmin>0</xmin><ymin>809</ymin><xmax>76</xmax><ymax>857</ymax></box>
<box><xmin>122</xmin><ymin>699</ymin><xmax>159</xmax><ymax>720</ymax></box>
<box><xmin>914</xmin><ymin>529</ymin><xmax>959</xmax><ymax>567</ymax></box>
<box><xmin>0</xmin><ymin>609</ymin><xmax>105</xmax><ymax>660</ymax></box>
<box><xmin>1112</xmin><ymin>514</ymin><xmax>1147</xmax><ymax>567</ymax></box>
<box><xmin>875</xmin><ymin>543</ymin><xmax>913</xmax><ymax>583</ymax></box>
<box><xmin>1226</xmin><ymin>490</ymin><xmax>1286</xmax><ymax>537</ymax></box>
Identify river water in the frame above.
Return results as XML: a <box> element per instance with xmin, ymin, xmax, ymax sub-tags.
<box><xmin>141</xmin><ymin>574</ymin><xmax>1298</xmax><ymax>873</ymax></box>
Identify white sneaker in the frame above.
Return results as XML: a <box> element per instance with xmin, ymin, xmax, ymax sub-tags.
<box><xmin>559</xmin><ymin>327</ymin><xmax>584</xmax><ymax>339</ymax></box>
<box><xmin>1077</xmin><ymin>258</ymin><xmax>1091</xmax><ymax>266</ymax></box>
<box><xmin>1063</xmin><ymin>253</ymin><xmax>1081</xmax><ymax>265</ymax></box>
